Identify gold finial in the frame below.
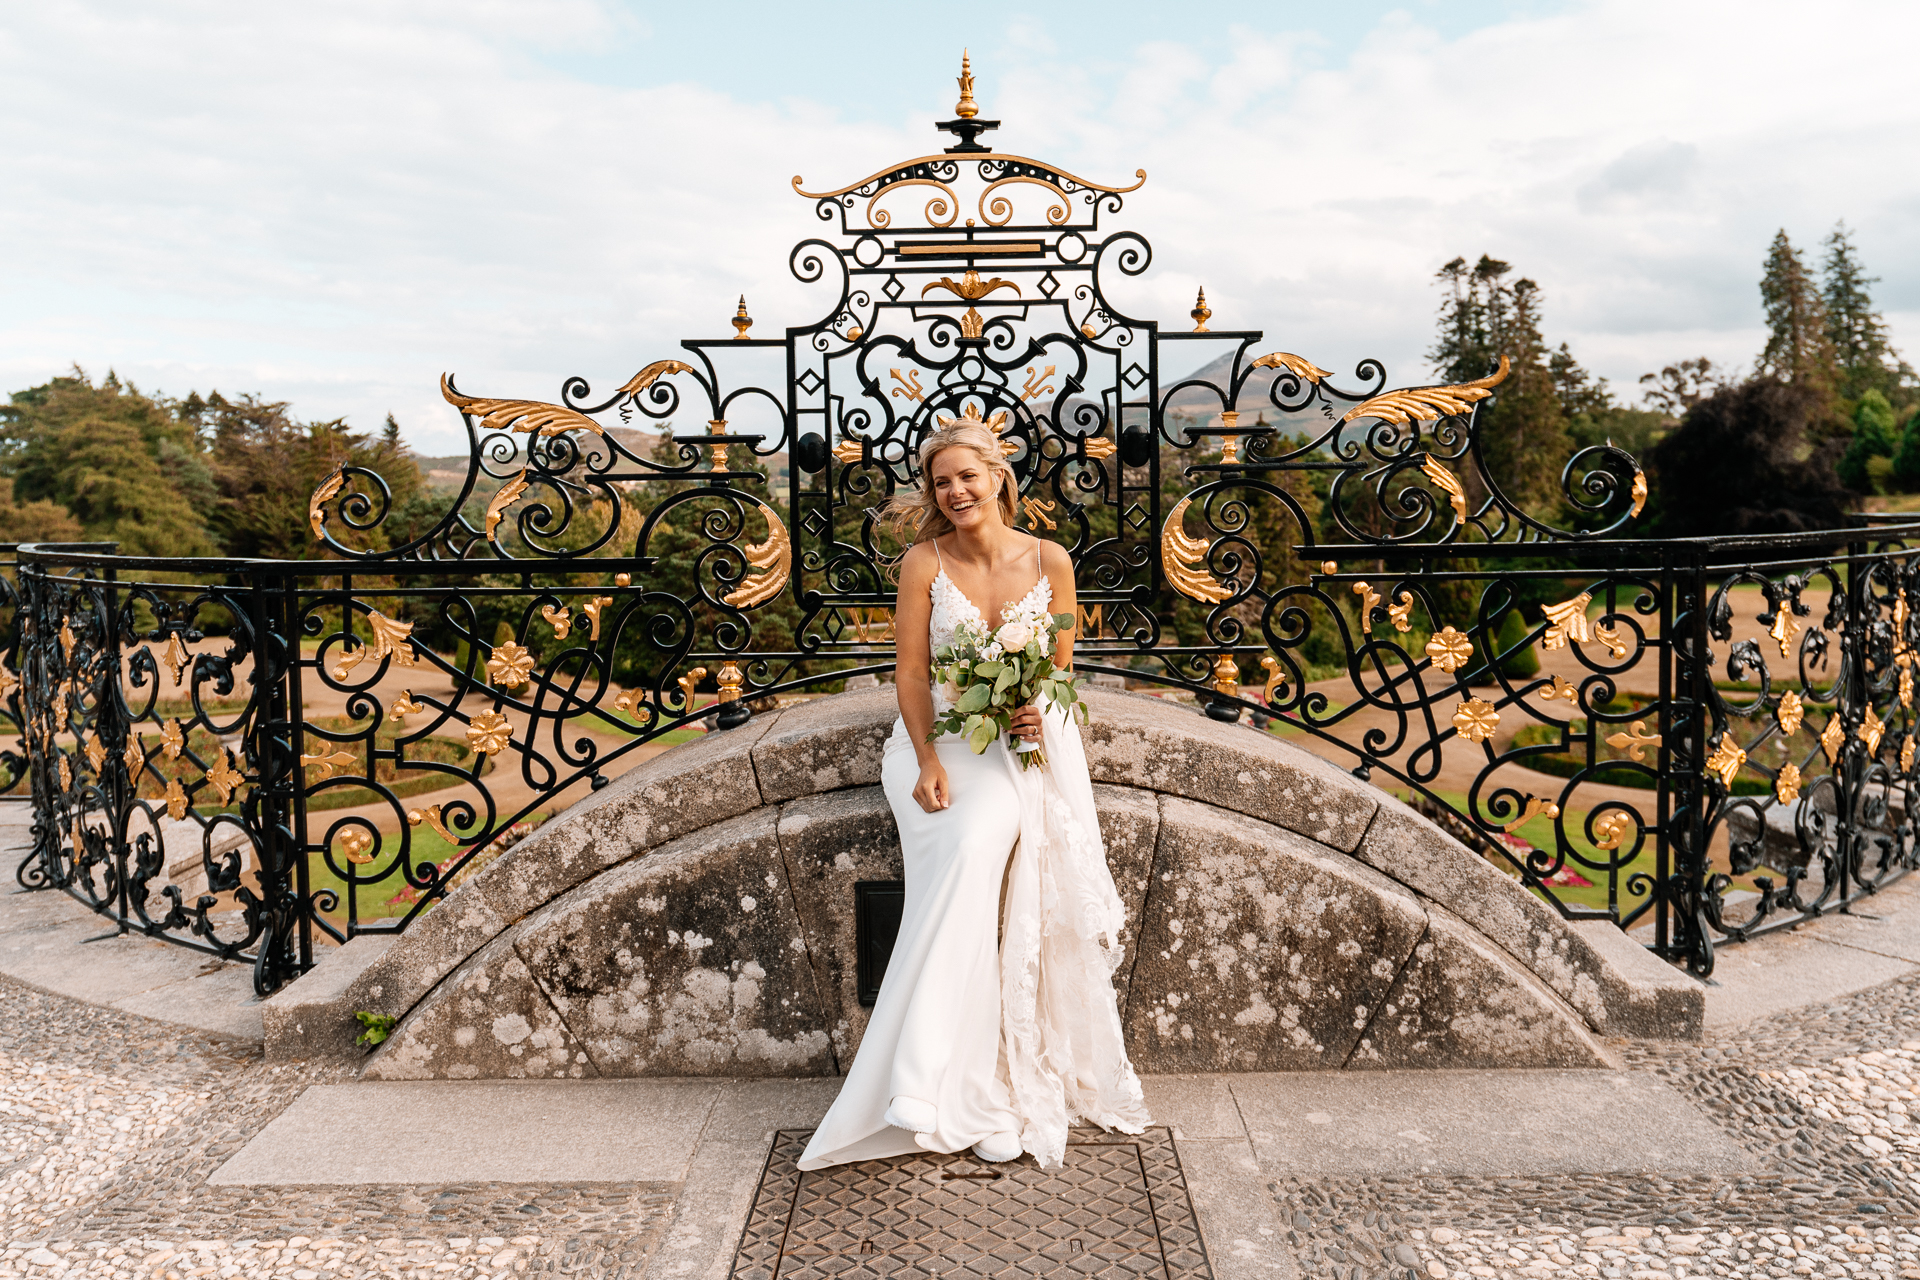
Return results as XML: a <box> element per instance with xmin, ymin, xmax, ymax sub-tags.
<box><xmin>955</xmin><ymin>50</ymin><xmax>978</xmax><ymax>119</ymax></box>
<box><xmin>1191</xmin><ymin>287</ymin><xmax>1211</xmax><ymax>333</ymax></box>
<box><xmin>732</xmin><ymin>296</ymin><xmax>752</xmax><ymax>340</ymax></box>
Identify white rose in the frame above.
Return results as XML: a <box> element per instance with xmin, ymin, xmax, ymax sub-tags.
<box><xmin>995</xmin><ymin>619</ymin><xmax>1034</xmax><ymax>651</ymax></box>
<box><xmin>981</xmin><ymin>641</ymin><xmax>1004</xmax><ymax>661</ymax></box>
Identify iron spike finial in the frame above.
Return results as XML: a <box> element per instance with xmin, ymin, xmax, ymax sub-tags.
<box><xmin>956</xmin><ymin>49</ymin><xmax>978</xmax><ymax>119</ymax></box>
<box><xmin>936</xmin><ymin>50</ymin><xmax>998</xmax><ymax>153</ymax></box>
<box><xmin>732</xmin><ymin>295</ymin><xmax>752</xmax><ymax>341</ymax></box>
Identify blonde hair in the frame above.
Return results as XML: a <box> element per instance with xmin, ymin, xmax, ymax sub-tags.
<box><xmin>879</xmin><ymin>419</ymin><xmax>1020</xmax><ymax>556</ymax></box>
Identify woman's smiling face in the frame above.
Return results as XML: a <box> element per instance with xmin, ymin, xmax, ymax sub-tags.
<box><xmin>930</xmin><ymin>446</ymin><xmax>1000</xmax><ymax>531</ymax></box>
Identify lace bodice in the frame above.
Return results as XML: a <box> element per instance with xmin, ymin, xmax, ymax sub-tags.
<box><xmin>927</xmin><ymin>540</ymin><xmax>1052</xmax><ymax>713</ymax></box>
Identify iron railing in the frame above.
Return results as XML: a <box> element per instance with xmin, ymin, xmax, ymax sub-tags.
<box><xmin>10</xmin><ymin>107</ymin><xmax>1917</xmax><ymax>993</ymax></box>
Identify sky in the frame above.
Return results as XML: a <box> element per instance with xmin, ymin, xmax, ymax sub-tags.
<box><xmin>2</xmin><ymin>0</ymin><xmax>1917</xmax><ymax>455</ymax></box>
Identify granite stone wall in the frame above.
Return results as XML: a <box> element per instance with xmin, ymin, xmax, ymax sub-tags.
<box><xmin>262</xmin><ymin>687</ymin><xmax>1702</xmax><ymax>1077</ymax></box>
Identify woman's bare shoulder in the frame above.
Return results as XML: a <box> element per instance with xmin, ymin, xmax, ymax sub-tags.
<box><xmin>1035</xmin><ymin>537</ymin><xmax>1073</xmax><ymax>572</ymax></box>
<box><xmin>896</xmin><ymin>540</ymin><xmax>939</xmax><ymax>585</ymax></box>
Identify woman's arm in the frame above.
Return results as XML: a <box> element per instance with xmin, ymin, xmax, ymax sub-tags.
<box><xmin>1040</xmin><ymin>538</ymin><xmax>1077</xmax><ymax>671</ymax></box>
<box><xmin>892</xmin><ymin>543</ymin><xmax>949</xmax><ymax>811</ymax></box>
<box><xmin>1011</xmin><ymin>538</ymin><xmax>1078</xmax><ymax>743</ymax></box>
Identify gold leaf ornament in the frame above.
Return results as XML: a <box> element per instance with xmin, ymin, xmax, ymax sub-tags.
<box><xmin>486</xmin><ymin>639</ymin><xmax>536</xmax><ymax>689</ymax></box>
<box><xmin>1859</xmin><ymin>705</ymin><xmax>1887</xmax><ymax>757</ymax></box>
<box><xmin>1251</xmin><ymin>351</ymin><xmax>1333</xmax><ymax>383</ymax></box>
<box><xmin>721</xmin><ymin>501</ymin><xmax>794</xmax><ymax>608</ymax></box>
<box><xmin>1452</xmin><ymin>697</ymin><xmax>1501</xmax><ymax>745</ymax></box>
<box><xmin>338</xmin><ymin>829</ymin><xmax>375</xmax><ymax>865</ymax></box>
<box><xmin>1629</xmin><ymin>470</ymin><xmax>1648</xmax><ymax>518</ymax></box>
<box><xmin>160</xmin><ymin>633</ymin><xmax>192</xmax><ymax>686</ymax></box>
<box><xmin>124</xmin><ymin>737</ymin><xmax>145</xmax><ymax>778</ymax></box>
<box><xmin>1590</xmin><ymin>623</ymin><xmax>1630</xmax><ymax>661</ymax></box>
<box><xmin>676</xmin><ymin>667</ymin><xmax>708</xmax><ymax>712</ymax></box>
<box><xmin>332</xmin><ymin>611</ymin><xmax>419</xmax><ymax>680</ymax></box>
<box><xmin>485</xmin><ymin>471</ymin><xmax>531</xmax><ymax>541</ymax></box>
<box><xmin>309</xmin><ymin>467</ymin><xmax>345</xmax><ymax>541</ymax></box>
<box><xmin>1501</xmin><ymin>795</ymin><xmax>1560</xmax><ymax>834</ymax></box>
<box><xmin>1419</xmin><ymin>456</ymin><xmax>1469</xmax><ymax>527</ymax></box>
<box><xmin>301</xmin><ymin>748</ymin><xmax>357</xmax><ymax>780</ymax></box>
<box><xmin>163</xmin><ymin>777</ymin><xmax>188</xmax><ymax>821</ymax></box>
<box><xmin>466</xmin><ymin>710</ymin><xmax>513</xmax><ymax>757</ymax></box>
<box><xmin>1704</xmin><ymin>735</ymin><xmax>1747</xmax><ymax>788</ymax></box>
<box><xmin>1777</xmin><ymin>689</ymin><xmax>1804</xmax><ymax>737</ymax></box>
<box><xmin>1820</xmin><ymin>715</ymin><xmax>1845</xmax><ymax>764</ymax></box>
<box><xmin>1604</xmin><ymin>720</ymin><xmax>1662</xmax><ymax>763</ymax></box>
<box><xmin>440</xmin><ymin>363</ymin><xmax>691</xmax><ymax>438</ymax></box>
<box><xmin>389</xmin><ymin>690</ymin><xmax>425</xmax><ymax>722</ymax></box>
<box><xmin>540</xmin><ymin>605</ymin><xmax>572</xmax><ymax>640</ymax></box>
<box><xmin>408</xmin><ymin>803</ymin><xmax>457</xmax><ymax>844</ymax></box>
<box><xmin>1904</xmin><ymin>736</ymin><xmax>1917</xmax><ymax>774</ymax></box>
<box><xmin>1593</xmin><ymin>811</ymin><xmax>1635</xmax><ymax>852</ymax></box>
<box><xmin>83</xmin><ymin>732</ymin><xmax>106</xmax><ymax>774</ymax></box>
<box><xmin>1159</xmin><ymin>496</ymin><xmax>1232</xmax><ymax>604</ymax></box>
<box><xmin>1539</xmin><ymin>674</ymin><xmax>1578</xmax><ymax>706</ymax></box>
<box><xmin>1776</xmin><ymin>761</ymin><xmax>1803</xmax><ymax>805</ymax></box>
<box><xmin>1259</xmin><ymin>654</ymin><xmax>1287</xmax><ymax>704</ymax></box>
<box><xmin>921</xmin><ymin>268</ymin><xmax>1020</xmax><ymax>302</ymax></box>
<box><xmin>206</xmin><ymin>748</ymin><xmax>245</xmax><ymax>806</ymax></box>
<box><xmin>582</xmin><ymin>595</ymin><xmax>615</xmax><ymax>641</ymax></box>
<box><xmin>0</xmin><ymin>665</ymin><xmax>16</xmax><ymax>700</ymax></box>
<box><xmin>1352</xmin><ymin>581</ymin><xmax>1384</xmax><ymax>634</ymax></box>
<box><xmin>1424</xmin><ymin>626</ymin><xmax>1474</xmax><ymax>675</ymax></box>
<box><xmin>1540</xmin><ymin>593</ymin><xmax>1594</xmax><ymax>650</ymax></box>
<box><xmin>1341</xmin><ymin>355</ymin><xmax>1511</xmax><ymax>426</ymax></box>
<box><xmin>1385</xmin><ymin>592</ymin><xmax>1415</xmax><ymax>633</ymax></box>
<box><xmin>1903</xmin><ymin>666</ymin><xmax>1914</xmax><ymax>711</ymax></box>
<box><xmin>1769</xmin><ymin>609</ymin><xmax>1800</xmax><ymax>659</ymax></box>
<box><xmin>161</xmin><ymin>719</ymin><xmax>185</xmax><ymax>760</ymax></box>
<box><xmin>57</xmin><ymin>755</ymin><xmax>70</xmax><ymax>790</ymax></box>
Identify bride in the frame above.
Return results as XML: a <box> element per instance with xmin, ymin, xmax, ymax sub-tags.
<box><xmin>798</xmin><ymin>412</ymin><xmax>1151</xmax><ymax>1171</ymax></box>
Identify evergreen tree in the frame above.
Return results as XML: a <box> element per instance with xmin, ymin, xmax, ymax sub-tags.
<box><xmin>1889</xmin><ymin>402</ymin><xmax>1920</xmax><ymax>491</ymax></box>
<box><xmin>204</xmin><ymin>393</ymin><xmax>423</xmax><ymax>559</ymax></box>
<box><xmin>1549</xmin><ymin>342</ymin><xmax>1611</xmax><ymax>421</ymax></box>
<box><xmin>1757</xmin><ymin>231</ymin><xmax>1840</xmax><ymax>405</ymax></box>
<box><xmin>1820</xmin><ymin>222</ymin><xmax>1914</xmax><ymax>404</ymax></box>
<box><xmin>1638</xmin><ymin>358</ymin><xmax>1727</xmax><ymax>419</ymax></box>
<box><xmin>0</xmin><ymin>370</ymin><xmax>218</xmax><ymax>557</ymax></box>
<box><xmin>1428</xmin><ymin>255</ymin><xmax>1577</xmax><ymax>517</ymax></box>
<box><xmin>1838</xmin><ymin>390</ymin><xmax>1899</xmax><ymax>490</ymax></box>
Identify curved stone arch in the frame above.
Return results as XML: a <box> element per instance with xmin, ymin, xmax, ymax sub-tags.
<box><xmin>264</xmin><ymin>689</ymin><xmax>1701</xmax><ymax>1076</ymax></box>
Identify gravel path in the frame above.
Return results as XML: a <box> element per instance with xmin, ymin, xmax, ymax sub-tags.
<box><xmin>5</xmin><ymin>935</ymin><xmax>1920</xmax><ymax>1277</ymax></box>
<box><xmin>1274</xmin><ymin>969</ymin><xmax>1920</xmax><ymax>1279</ymax></box>
<box><xmin>0</xmin><ymin>975</ymin><xmax>674</xmax><ymax>1278</ymax></box>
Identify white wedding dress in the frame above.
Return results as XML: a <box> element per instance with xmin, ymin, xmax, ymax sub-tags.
<box><xmin>798</xmin><ymin>542</ymin><xmax>1150</xmax><ymax>1171</ymax></box>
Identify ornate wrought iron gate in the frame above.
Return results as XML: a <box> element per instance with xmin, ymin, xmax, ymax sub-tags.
<box><xmin>11</xmin><ymin>64</ymin><xmax>1918</xmax><ymax>994</ymax></box>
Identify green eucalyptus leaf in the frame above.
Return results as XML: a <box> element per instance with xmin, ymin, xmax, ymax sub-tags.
<box><xmin>956</xmin><ymin>683</ymin><xmax>992</xmax><ymax>714</ymax></box>
<box><xmin>968</xmin><ymin>719</ymin><xmax>997</xmax><ymax>753</ymax></box>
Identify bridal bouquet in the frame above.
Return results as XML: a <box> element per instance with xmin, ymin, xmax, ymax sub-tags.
<box><xmin>929</xmin><ymin>608</ymin><xmax>1087</xmax><ymax>769</ymax></box>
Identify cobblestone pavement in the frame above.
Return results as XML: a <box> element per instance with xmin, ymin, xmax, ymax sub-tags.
<box><xmin>0</xmin><ymin>973</ymin><xmax>675</xmax><ymax>1278</ymax></box>
<box><xmin>9</xmin><ymin>954</ymin><xmax>1920</xmax><ymax>1277</ymax></box>
<box><xmin>1277</xmin><ymin>970</ymin><xmax>1920</xmax><ymax>1279</ymax></box>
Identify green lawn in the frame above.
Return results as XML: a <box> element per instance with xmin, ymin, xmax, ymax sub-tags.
<box><xmin>309</xmin><ymin>812</ymin><xmax>548</xmax><ymax>922</ymax></box>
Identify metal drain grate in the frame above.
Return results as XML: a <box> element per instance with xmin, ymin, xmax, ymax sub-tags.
<box><xmin>730</xmin><ymin>1127</ymin><xmax>1212</xmax><ymax>1280</ymax></box>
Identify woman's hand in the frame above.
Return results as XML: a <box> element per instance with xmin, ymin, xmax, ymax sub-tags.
<box><xmin>912</xmin><ymin>758</ymin><xmax>951</xmax><ymax>812</ymax></box>
<box><xmin>1009</xmin><ymin>704</ymin><xmax>1044</xmax><ymax>743</ymax></box>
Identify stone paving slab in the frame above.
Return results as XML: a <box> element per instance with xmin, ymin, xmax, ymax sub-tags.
<box><xmin>1231</xmin><ymin>1069</ymin><xmax>1755</xmax><ymax>1177</ymax></box>
<box><xmin>0</xmin><ymin>821</ymin><xmax>266</xmax><ymax>1044</ymax></box>
<box><xmin>209</xmin><ymin>1079</ymin><xmax>729</xmax><ymax>1185</ymax></box>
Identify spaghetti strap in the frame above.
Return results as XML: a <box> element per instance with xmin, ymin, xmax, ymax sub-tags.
<box><xmin>933</xmin><ymin>537</ymin><xmax>944</xmax><ymax>571</ymax></box>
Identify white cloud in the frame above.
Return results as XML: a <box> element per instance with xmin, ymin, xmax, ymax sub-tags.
<box><xmin>0</xmin><ymin>0</ymin><xmax>1915</xmax><ymax>455</ymax></box>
